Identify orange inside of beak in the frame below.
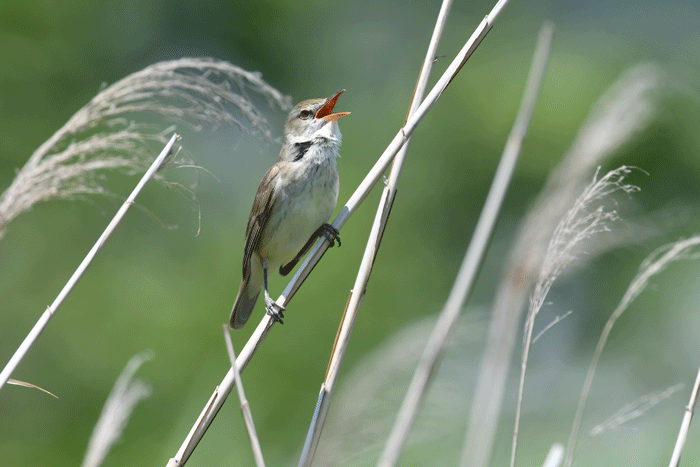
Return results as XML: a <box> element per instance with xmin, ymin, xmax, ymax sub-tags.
<box><xmin>320</xmin><ymin>112</ymin><xmax>351</xmax><ymax>123</ymax></box>
<box><xmin>315</xmin><ymin>90</ymin><xmax>350</xmax><ymax>123</ymax></box>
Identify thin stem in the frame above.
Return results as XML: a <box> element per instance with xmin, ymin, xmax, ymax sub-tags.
<box><xmin>471</xmin><ymin>62</ymin><xmax>662</xmax><ymax>467</ymax></box>
<box><xmin>279</xmin><ymin>2</ymin><xmax>501</xmax><ymax>306</ymax></box>
<box><xmin>6</xmin><ymin>378</ymin><xmax>58</xmax><ymax>398</ymax></box>
<box><xmin>565</xmin><ymin>236</ymin><xmax>700</xmax><ymax>467</ymax></box>
<box><xmin>468</xmin><ymin>21</ymin><xmax>554</xmax><ymax>465</ymax></box>
<box><xmin>511</xmin><ymin>304</ymin><xmax>536</xmax><ymax>467</ymax></box>
<box><xmin>532</xmin><ymin>310</ymin><xmax>573</xmax><ymax>344</ymax></box>
<box><xmin>296</xmin><ymin>0</ymin><xmax>453</xmax><ymax>464</ymax></box>
<box><xmin>379</xmin><ymin>15</ymin><xmax>553</xmax><ymax>467</ymax></box>
<box><xmin>0</xmin><ymin>133</ymin><xmax>180</xmax><ymax>392</ymax></box>
<box><xmin>222</xmin><ymin>325</ymin><xmax>265</xmax><ymax>467</ymax></box>
<box><xmin>668</xmin><ymin>361</ymin><xmax>700</xmax><ymax>467</ymax></box>
<box><xmin>168</xmin><ymin>2</ymin><xmax>510</xmax><ymax>463</ymax></box>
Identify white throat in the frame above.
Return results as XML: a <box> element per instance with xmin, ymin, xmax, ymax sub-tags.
<box><xmin>290</xmin><ymin>121</ymin><xmax>342</xmax><ymax>148</ymax></box>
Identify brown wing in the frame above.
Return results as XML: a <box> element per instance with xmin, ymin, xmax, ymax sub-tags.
<box><xmin>241</xmin><ymin>164</ymin><xmax>279</xmax><ymax>280</ymax></box>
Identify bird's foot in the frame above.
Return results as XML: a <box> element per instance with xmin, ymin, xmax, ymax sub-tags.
<box><xmin>321</xmin><ymin>223</ymin><xmax>341</xmax><ymax>248</ymax></box>
<box><xmin>264</xmin><ymin>294</ymin><xmax>286</xmax><ymax>325</ymax></box>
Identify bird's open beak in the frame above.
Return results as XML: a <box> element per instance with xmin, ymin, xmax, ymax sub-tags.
<box><xmin>315</xmin><ymin>89</ymin><xmax>351</xmax><ymax>123</ymax></box>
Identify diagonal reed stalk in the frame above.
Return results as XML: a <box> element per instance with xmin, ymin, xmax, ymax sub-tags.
<box><xmin>463</xmin><ymin>62</ymin><xmax>665</xmax><ymax>467</ymax></box>
<box><xmin>0</xmin><ymin>58</ymin><xmax>290</xmax><ymax>393</ymax></box>
<box><xmin>222</xmin><ymin>325</ymin><xmax>265</xmax><ymax>467</ymax></box>
<box><xmin>0</xmin><ymin>133</ymin><xmax>179</xmax><ymax>392</ymax></box>
<box><xmin>512</xmin><ymin>166</ymin><xmax>642</xmax><ymax>467</ymax></box>
<box><xmin>456</xmin><ymin>22</ymin><xmax>554</xmax><ymax>467</ymax></box>
<box><xmin>168</xmin><ymin>2</ymin><xmax>512</xmax><ymax>464</ymax></box>
<box><xmin>564</xmin><ymin>235</ymin><xmax>700</xmax><ymax>467</ymax></box>
<box><xmin>0</xmin><ymin>58</ymin><xmax>291</xmax><ymax>239</ymax></box>
<box><xmin>376</xmin><ymin>21</ymin><xmax>552</xmax><ymax>467</ymax></box>
<box><xmin>297</xmin><ymin>0</ymin><xmax>454</xmax><ymax>464</ymax></box>
<box><xmin>669</xmin><ymin>361</ymin><xmax>700</xmax><ymax>467</ymax></box>
<box><xmin>81</xmin><ymin>350</ymin><xmax>153</xmax><ymax>467</ymax></box>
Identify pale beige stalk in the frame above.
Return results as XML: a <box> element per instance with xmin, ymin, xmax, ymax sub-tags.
<box><xmin>169</xmin><ymin>2</ymin><xmax>512</xmax><ymax>463</ymax></box>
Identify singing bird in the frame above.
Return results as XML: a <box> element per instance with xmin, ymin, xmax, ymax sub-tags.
<box><xmin>229</xmin><ymin>90</ymin><xmax>350</xmax><ymax>329</ymax></box>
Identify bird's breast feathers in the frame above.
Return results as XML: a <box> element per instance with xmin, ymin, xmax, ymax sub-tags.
<box><xmin>258</xmin><ymin>154</ymin><xmax>339</xmax><ymax>268</ymax></box>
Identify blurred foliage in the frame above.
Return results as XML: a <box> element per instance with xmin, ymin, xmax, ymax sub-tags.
<box><xmin>1</xmin><ymin>0</ymin><xmax>700</xmax><ymax>466</ymax></box>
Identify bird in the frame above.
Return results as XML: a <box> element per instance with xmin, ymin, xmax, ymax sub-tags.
<box><xmin>229</xmin><ymin>90</ymin><xmax>350</xmax><ymax>329</ymax></box>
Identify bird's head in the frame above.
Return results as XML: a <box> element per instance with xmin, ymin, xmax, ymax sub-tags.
<box><xmin>282</xmin><ymin>90</ymin><xmax>350</xmax><ymax>149</ymax></box>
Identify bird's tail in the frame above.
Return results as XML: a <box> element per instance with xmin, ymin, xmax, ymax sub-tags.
<box><xmin>230</xmin><ymin>258</ymin><xmax>263</xmax><ymax>329</ymax></box>
<box><xmin>230</xmin><ymin>277</ymin><xmax>261</xmax><ymax>329</ymax></box>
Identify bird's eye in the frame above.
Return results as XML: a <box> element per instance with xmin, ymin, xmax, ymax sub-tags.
<box><xmin>299</xmin><ymin>109</ymin><xmax>313</xmax><ymax>119</ymax></box>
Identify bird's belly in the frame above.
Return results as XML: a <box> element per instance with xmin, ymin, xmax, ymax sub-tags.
<box><xmin>260</xmin><ymin>168</ymin><xmax>338</xmax><ymax>269</ymax></box>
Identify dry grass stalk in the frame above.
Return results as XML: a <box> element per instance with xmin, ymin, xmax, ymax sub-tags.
<box><xmin>81</xmin><ymin>350</ymin><xmax>153</xmax><ymax>467</ymax></box>
<box><xmin>297</xmin><ymin>0</ymin><xmax>454</xmax><ymax>463</ymax></box>
<box><xmin>588</xmin><ymin>384</ymin><xmax>684</xmax><ymax>439</ymax></box>
<box><xmin>169</xmin><ymin>2</ymin><xmax>513</xmax><ymax>463</ymax></box>
<box><xmin>511</xmin><ymin>166</ymin><xmax>641</xmax><ymax>467</ymax></box>
<box><xmin>0</xmin><ymin>57</ymin><xmax>291</xmax><ymax>238</ymax></box>
<box><xmin>222</xmin><ymin>325</ymin><xmax>265</xmax><ymax>467</ymax></box>
<box><xmin>465</xmin><ymin>64</ymin><xmax>666</xmax><ymax>467</ymax></box>
<box><xmin>6</xmin><ymin>378</ymin><xmax>58</xmax><ymax>398</ymax></box>
<box><xmin>565</xmin><ymin>235</ymin><xmax>700</xmax><ymax>466</ymax></box>
<box><xmin>376</xmin><ymin>19</ymin><xmax>553</xmax><ymax>467</ymax></box>
<box><xmin>0</xmin><ymin>133</ymin><xmax>179</xmax><ymax>392</ymax></box>
<box><xmin>0</xmin><ymin>58</ymin><xmax>290</xmax><ymax>391</ymax></box>
<box><xmin>669</xmin><ymin>363</ymin><xmax>700</xmax><ymax>467</ymax></box>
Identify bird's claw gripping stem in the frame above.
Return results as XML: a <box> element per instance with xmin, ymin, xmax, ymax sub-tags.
<box><xmin>321</xmin><ymin>223</ymin><xmax>341</xmax><ymax>248</ymax></box>
<box><xmin>264</xmin><ymin>293</ymin><xmax>285</xmax><ymax>325</ymax></box>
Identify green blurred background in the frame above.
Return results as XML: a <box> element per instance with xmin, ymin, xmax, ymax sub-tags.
<box><xmin>1</xmin><ymin>0</ymin><xmax>700</xmax><ymax>465</ymax></box>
